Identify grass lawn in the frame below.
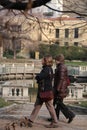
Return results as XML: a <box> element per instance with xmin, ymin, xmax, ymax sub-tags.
<box><xmin>0</xmin><ymin>98</ymin><xmax>12</xmax><ymax>108</ymax></box>
<box><xmin>66</xmin><ymin>61</ymin><xmax>87</xmax><ymax>66</ymax></box>
<box><xmin>77</xmin><ymin>101</ymin><xmax>87</xmax><ymax>108</ymax></box>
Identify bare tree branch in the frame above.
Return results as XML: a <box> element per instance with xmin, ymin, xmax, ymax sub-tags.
<box><xmin>45</xmin><ymin>4</ymin><xmax>87</xmax><ymax>17</ymax></box>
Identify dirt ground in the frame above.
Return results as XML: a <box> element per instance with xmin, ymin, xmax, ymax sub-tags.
<box><xmin>0</xmin><ymin>115</ymin><xmax>87</xmax><ymax>130</ymax></box>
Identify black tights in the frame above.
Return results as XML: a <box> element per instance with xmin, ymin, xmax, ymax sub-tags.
<box><xmin>53</xmin><ymin>98</ymin><xmax>75</xmax><ymax>119</ymax></box>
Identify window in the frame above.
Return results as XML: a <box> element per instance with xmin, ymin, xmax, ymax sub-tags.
<box><xmin>10</xmin><ymin>25</ymin><xmax>21</xmax><ymax>32</ymax></box>
<box><xmin>49</xmin><ymin>29</ymin><xmax>51</xmax><ymax>34</ymax></box>
<box><xmin>55</xmin><ymin>41</ymin><xmax>59</xmax><ymax>45</ymax></box>
<box><xmin>74</xmin><ymin>42</ymin><xmax>78</xmax><ymax>46</ymax></box>
<box><xmin>64</xmin><ymin>42</ymin><xmax>69</xmax><ymax>46</ymax></box>
<box><xmin>55</xmin><ymin>29</ymin><xmax>59</xmax><ymax>38</ymax></box>
<box><xmin>81</xmin><ymin>66</ymin><xmax>86</xmax><ymax>71</ymax></box>
<box><xmin>65</xmin><ymin>29</ymin><xmax>69</xmax><ymax>38</ymax></box>
<box><xmin>74</xmin><ymin>28</ymin><xmax>79</xmax><ymax>38</ymax></box>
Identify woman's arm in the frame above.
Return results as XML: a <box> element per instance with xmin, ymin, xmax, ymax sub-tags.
<box><xmin>36</xmin><ymin>67</ymin><xmax>50</xmax><ymax>81</ymax></box>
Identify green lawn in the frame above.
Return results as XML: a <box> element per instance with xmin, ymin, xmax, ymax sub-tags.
<box><xmin>77</xmin><ymin>101</ymin><xmax>87</xmax><ymax>108</ymax></box>
<box><xmin>67</xmin><ymin>101</ymin><xmax>87</xmax><ymax>109</ymax></box>
<box><xmin>0</xmin><ymin>98</ymin><xmax>12</xmax><ymax>108</ymax></box>
<box><xmin>66</xmin><ymin>61</ymin><xmax>87</xmax><ymax>66</ymax></box>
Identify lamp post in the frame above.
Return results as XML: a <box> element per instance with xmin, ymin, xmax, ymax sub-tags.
<box><xmin>0</xmin><ymin>35</ymin><xmax>3</xmax><ymax>59</ymax></box>
<box><xmin>12</xmin><ymin>36</ymin><xmax>17</xmax><ymax>59</ymax></box>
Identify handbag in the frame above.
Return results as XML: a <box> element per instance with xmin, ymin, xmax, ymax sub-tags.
<box><xmin>40</xmin><ymin>90</ymin><xmax>54</xmax><ymax>102</ymax></box>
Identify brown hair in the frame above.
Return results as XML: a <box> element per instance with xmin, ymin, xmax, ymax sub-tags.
<box><xmin>55</xmin><ymin>54</ymin><xmax>65</xmax><ymax>63</ymax></box>
<box><xmin>43</xmin><ymin>55</ymin><xmax>53</xmax><ymax>66</ymax></box>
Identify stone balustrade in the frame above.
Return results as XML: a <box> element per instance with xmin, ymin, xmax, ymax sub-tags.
<box><xmin>0</xmin><ymin>80</ymin><xmax>87</xmax><ymax>102</ymax></box>
<box><xmin>0</xmin><ymin>63</ymin><xmax>87</xmax><ymax>102</ymax></box>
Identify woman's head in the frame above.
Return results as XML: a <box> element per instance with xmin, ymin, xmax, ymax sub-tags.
<box><xmin>55</xmin><ymin>54</ymin><xmax>65</xmax><ymax>64</ymax></box>
<box><xmin>42</xmin><ymin>55</ymin><xmax>53</xmax><ymax>66</ymax></box>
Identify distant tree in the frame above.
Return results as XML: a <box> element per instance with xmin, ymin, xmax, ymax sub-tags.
<box><xmin>38</xmin><ymin>44</ymin><xmax>50</xmax><ymax>58</ymax></box>
<box><xmin>38</xmin><ymin>44</ymin><xmax>87</xmax><ymax>61</ymax></box>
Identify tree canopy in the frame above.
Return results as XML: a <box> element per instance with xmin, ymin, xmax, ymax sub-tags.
<box><xmin>0</xmin><ymin>0</ymin><xmax>51</xmax><ymax>10</ymax></box>
<box><xmin>0</xmin><ymin>0</ymin><xmax>87</xmax><ymax>17</ymax></box>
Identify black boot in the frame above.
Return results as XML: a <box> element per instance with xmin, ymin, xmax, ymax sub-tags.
<box><xmin>68</xmin><ymin>115</ymin><xmax>75</xmax><ymax>123</ymax></box>
<box><xmin>47</xmin><ymin>118</ymin><xmax>53</xmax><ymax>122</ymax></box>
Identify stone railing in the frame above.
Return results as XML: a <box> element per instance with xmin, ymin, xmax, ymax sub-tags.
<box><xmin>65</xmin><ymin>83</ymin><xmax>87</xmax><ymax>100</ymax></box>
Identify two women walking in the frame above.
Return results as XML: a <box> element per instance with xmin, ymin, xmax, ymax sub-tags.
<box><xmin>27</xmin><ymin>54</ymin><xmax>75</xmax><ymax>128</ymax></box>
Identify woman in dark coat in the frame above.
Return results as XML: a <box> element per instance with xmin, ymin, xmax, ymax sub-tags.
<box><xmin>53</xmin><ymin>54</ymin><xmax>75</xmax><ymax>123</ymax></box>
<box><xmin>28</xmin><ymin>55</ymin><xmax>58</xmax><ymax>128</ymax></box>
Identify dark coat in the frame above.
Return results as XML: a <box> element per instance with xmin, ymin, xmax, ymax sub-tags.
<box><xmin>54</xmin><ymin>63</ymin><xmax>69</xmax><ymax>98</ymax></box>
<box><xmin>35</xmin><ymin>65</ymin><xmax>53</xmax><ymax>97</ymax></box>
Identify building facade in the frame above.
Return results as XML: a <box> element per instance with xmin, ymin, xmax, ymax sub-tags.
<box><xmin>37</xmin><ymin>17</ymin><xmax>87</xmax><ymax>47</ymax></box>
<box><xmin>0</xmin><ymin>15</ymin><xmax>87</xmax><ymax>58</ymax></box>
